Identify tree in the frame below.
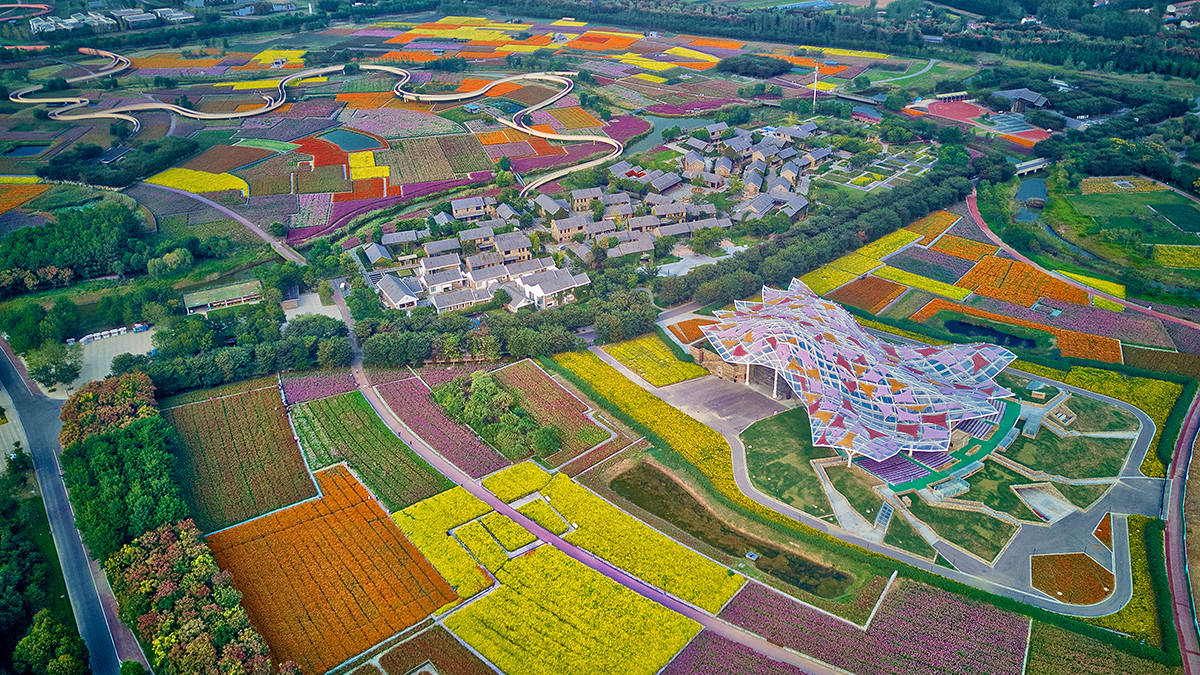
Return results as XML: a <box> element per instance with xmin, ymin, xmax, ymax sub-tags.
<box><xmin>25</xmin><ymin>341</ymin><xmax>81</xmax><ymax>388</ymax></box>
<box><xmin>12</xmin><ymin>610</ymin><xmax>88</xmax><ymax>675</ymax></box>
<box><xmin>120</xmin><ymin>661</ymin><xmax>148</xmax><ymax>675</ymax></box>
<box><xmin>853</xmin><ymin>74</ymin><xmax>870</xmax><ymax>90</ymax></box>
<box><xmin>883</xmin><ymin>92</ymin><xmax>909</xmax><ymax>111</ymax></box>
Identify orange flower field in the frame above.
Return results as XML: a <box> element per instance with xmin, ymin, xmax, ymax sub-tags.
<box><xmin>930</xmin><ymin>234</ymin><xmax>999</xmax><ymax>261</ymax></box>
<box><xmin>668</xmin><ymin>317</ymin><xmax>719</xmax><ymax>344</ymax></box>
<box><xmin>955</xmin><ymin>256</ymin><xmax>1088</xmax><ymax>307</ymax></box>
<box><xmin>206</xmin><ymin>466</ymin><xmax>455</xmax><ymax>674</ymax></box>
<box><xmin>904</xmin><ymin>210</ymin><xmax>961</xmax><ymax>245</ymax></box>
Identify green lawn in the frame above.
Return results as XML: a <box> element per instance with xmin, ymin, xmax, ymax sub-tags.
<box><xmin>1062</xmin><ymin>393</ymin><xmax>1139</xmax><ymax>433</ymax></box>
<box><xmin>883</xmin><ymin>512</ymin><xmax>936</xmax><ymax>560</ymax></box>
<box><xmin>995</xmin><ymin>371</ymin><xmax>1060</xmax><ymax>405</ymax></box>
<box><xmin>18</xmin><ymin>492</ymin><xmax>75</xmax><ymax>626</ymax></box>
<box><xmin>1056</xmin><ymin>482</ymin><xmax>1112</xmax><ymax>510</ymax></box>
<box><xmin>1066</xmin><ymin>191</ymin><xmax>1200</xmax><ymax>241</ymax></box>
<box><xmin>824</xmin><ymin>464</ymin><xmax>882</xmax><ymax>523</ymax></box>
<box><xmin>906</xmin><ymin>496</ymin><xmax>1018</xmax><ymax>563</ymax></box>
<box><xmin>958</xmin><ymin>460</ymin><xmax>1040</xmax><ymax>521</ymax></box>
<box><xmin>742</xmin><ymin>408</ymin><xmax>836</xmax><ymax>518</ymax></box>
<box><xmin>1006</xmin><ymin>428</ymin><xmax>1133</xmax><ymax>479</ymax></box>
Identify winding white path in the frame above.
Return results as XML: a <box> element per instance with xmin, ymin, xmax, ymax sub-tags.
<box><xmin>11</xmin><ymin>49</ymin><xmax>620</xmax><ymax>195</ymax></box>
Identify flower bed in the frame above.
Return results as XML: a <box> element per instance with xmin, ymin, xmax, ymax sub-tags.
<box><xmin>827</xmin><ymin>252</ymin><xmax>883</xmax><ymax>276</ymax></box>
<box><xmin>292</xmin><ymin>391</ymin><xmax>453</xmax><ymax>510</ymax></box>
<box><xmin>380</xmin><ymin>138</ymin><xmax>456</xmax><ymax>183</ymax></box>
<box><xmin>668</xmin><ymin>317</ymin><xmax>718</xmax><ymax>344</ymax></box>
<box><xmin>955</xmin><ymin>256</ymin><xmax>1089</xmax><ymax>307</ymax></box>
<box><xmin>493</xmin><ymin>360</ymin><xmax>608</xmax><ymax>459</ymax></box>
<box><xmin>481</xmin><ymin>511</ymin><xmax>537</xmax><ymax>550</ymax></box>
<box><xmin>828</xmin><ymin>276</ymin><xmax>907</xmax><ymax>314</ymax></box>
<box><xmin>873</xmin><ymin>266</ymin><xmax>971</xmax><ymax>300</ymax></box>
<box><xmin>1152</xmin><ymin>244</ymin><xmax>1200</xmax><ymax>269</ymax></box>
<box><xmin>510</xmin><ymin>141</ymin><xmax>607</xmax><ymax>173</ymax></box>
<box><xmin>455</xmin><ymin>519</ymin><xmax>508</xmax><ymax>573</ymax></box>
<box><xmin>882</xmin><ymin>246</ymin><xmax>977</xmax><ymax>284</ymax></box>
<box><xmin>180</xmin><ymin>144</ymin><xmax>274</xmax><ymax>174</ymax></box>
<box><xmin>930</xmin><ymin>233</ymin><xmax>999</xmax><ymax>261</ymax></box>
<box><xmin>415</xmin><ymin>361</ymin><xmax>499</xmax><ymax>387</ymax></box>
<box><xmin>602</xmin><ymin>334</ymin><xmax>708</xmax><ymax>387</ymax></box>
<box><xmin>1094</xmin><ymin>512</ymin><xmax>1113</xmax><ymax>550</ymax></box>
<box><xmin>392</xmin><ymin>486</ymin><xmax>493</xmax><ymax>603</ymax></box>
<box><xmin>548</xmin><ymin>105</ymin><xmax>603</xmax><ymax>129</ymax></box>
<box><xmin>856</xmin><ymin>228</ymin><xmax>921</xmax><ymax>260</ymax></box>
<box><xmin>517</xmin><ymin>498</ymin><xmax>569</xmax><ymax>534</ymax></box>
<box><xmin>146</xmin><ymin>167</ymin><xmax>249</xmax><ymax>196</ymax></box>
<box><xmin>603</xmin><ymin>115</ymin><xmax>653</xmax><ymax>142</ymax></box>
<box><xmin>663</xmin><ymin>631</ymin><xmax>809</xmax><ymax>675</ymax></box>
<box><xmin>281</xmin><ymin>369</ymin><xmax>356</xmax><ymax>403</ymax></box>
<box><xmin>481</xmin><ymin>460</ymin><xmax>553</xmax><ymax>502</ymax></box>
<box><xmin>163</xmin><ymin>387</ymin><xmax>316</xmax><ymax>532</ymax></box>
<box><xmin>290</xmin><ymin>192</ymin><xmax>333</xmax><ymax>229</ymax></box>
<box><xmin>904</xmin><ymin>209</ymin><xmax>961</xmax><ymax>244</ymax></box>
<box><xmin>799</xmin><ymin>266</ymin><xmax>857</xmax><ymax>294</ymax></box>
<box><xmin>1030</xmin><ymin>552</ymin><xmax>1114</xmax><ymax>604</ymax></box>
<box><xmin>720</xmin><ymin>580</ymin><xmax>1029</xmax><ymax>675</ymax></box>
<box><xmin>438</xmin><ymin>134</ymin><xmax>491</xmax><ymax>173</ymax></box>
<box><xmin>378</xmin><ymin>626</ymin><xmax>493</xmax><ymax>675</ymax></box>
<box><xmin>1085</xmin><ymin>515</ymin><xmax>1163</xmax><ymax>646</ymax></box>
<box><xmin>207</xmin><ymin>466</ymin><xmax>454</xmax><ymax>674</ymax></box>
<box><xmin>970</xmin><ymin>296</ymin><xmax>1173</xmax><ymax>349</ymax></box>
<box><xmin>644</xmin><ymin>98</ymin><xmax>739</xmax><ymax>115</ymax></box>
<box><xmin>1079</xmin><ymin>176</ymin><xmax>1166</xmax><ymax>194</ymax></box>
<box><xmin>376</xmin><ymin>377</ymin><xmax>509</xmax><ymax>478</ymax></box>
<box><xmin>337</xmin><ymin>108</ymin><xmax>462</xmax><ymax>138</ymax></box>
<box><xmin>541</xmin><ymin>472</ymin><xmax>745</xmax><ymax>613</ymax></box>
<box><xmin>444</xmin><ymin>546</ymin><xmax>701</xmax><ymax>674</ymax></box>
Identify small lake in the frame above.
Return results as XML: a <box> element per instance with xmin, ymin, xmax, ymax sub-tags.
<box><xmin>317</xmin><ymin>129</ymin><xmax>380</xmax><ymax>152</ymax></box>
<box><xmin>624</xmin><ymin>114</ymin><xmax>716</xmax><ymax>156</ymax></box>
<box><xmin>4</xmin><ymin>144</ymin><xmax>46</xmax><ymax>157</ymax></box>
<box><xmin>945</xmin><ymin>319</ymin><xmax>1036</xmax><ymax>350</ymax></box>
<box><xmin>1015</xmin><ymin>206</ymin><xmax>1040</xmax><ymax>222</ymax></box>
<box><xmin>1016</xmin><ymin>177</ymin><xmax>1047</xmax><ymax>203</ymax></box>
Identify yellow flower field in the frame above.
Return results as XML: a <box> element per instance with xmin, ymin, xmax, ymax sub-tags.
<box><xmin>1092</xmin><ymin>296</ymin><xmax>1125</xmax><ymax>312</ymax></box>
<box><xmin>800</xmin><ymin>266</ymin><xmax>857</xmax><ymax>294</ymax></box>
<box><xmin>393</xmin><ymin>487</ymin><xmax>493</xmax><ymax>606</ymax></box>
<box><xmin>828</xmin><ymin>252</ymin><xmax>883</xmax><ymax>276</ymax></box>
<box><xmin>856</xmin><ymin>229</ymin><xmax>922</xmax><ymax>260</ymax></box>
<box><xmin>603</xmin><ymin>335</ymin><xmax>707</xmax><ymax>387</ymax></box>
<box><xmin>347</xmin><ymin>151</ymin><xmax>390</xmax><ymax>180</ymax></box>
<box><xmin>147</xmin><ymin>168</ymin><xmax>249</xmax><ymax>196</ymax></box>
<box><xmin>0</xmin><ymin>175</ymin><xmax>39</xmax><ymax>184</ymax></box>
<box><xmin>517</xmin><ymin>498</ymin><xmax>568</xmax><ymax>534</ymax></box>
<box><xmin>542</xmin><ymin>473</ymin><xmax>744</xmax><ymax>613</ymax></box>
<box><xmin>873</xmin><ymin>266</ymin><xmax>971</xmax><ymax>301</ymax></box>
<box><xmin>1152</xmin><ymin>244</ymin><xmax>1200</xmax><ymax>269</ymax></box>
<box><xmin>455</xmin><ymin>518</ymin><xmax>509</xmax><ymax>573</ymax></box>
<box><xmin>482</xmin><ymin>461</ymin><xmax>553</xmax><ymax>502</ymax></box>
<box><xmin>798</xmin><ymin>45</ymin><xmax>890</xmax><ymax>59</ymax></box>
<box><xmin>1061</xmin><ymin>271</ymin><xmax>1125</xmax><ymax>298</ymax></box>
<box><xmin>445</xmin><ymin>546</ymin><xmax>699</xmax><ymax>675</ymax></box>
<box><xmin>1079</xmin><ymin>176</ymin><xmax>1166</xmax><ymax>194</ymax></box>
<box><xmin>482</xmin><ymin>512</ymin><xmax>537</xmax><ymax>551</ymax></box>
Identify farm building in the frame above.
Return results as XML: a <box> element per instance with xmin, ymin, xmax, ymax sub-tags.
<box><xmin>182</xmin><ymin>280</ymin><xmax>263</xmax><ymax>315</ymax></box>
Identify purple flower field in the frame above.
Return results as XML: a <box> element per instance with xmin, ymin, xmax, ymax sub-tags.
<box><xmin>645</xmin><ymin>98</ymin><xmax>740</xmax><ymax>115</ymax></box>
<box><xmin>663</xmin><ymin>632</ymin><xmax>812</xmax><ymax>675</ymax></box>
<box><xmin>720</xmin><ymin>581</ymin><xmax>1029</xmax><ymax>675</ymax></box>
<box><xmin>511</xmin><ymin>142</ymin><xmax>607</xmax><ymax>172</ymax></box>
<box><xmin>282</xmin><ymin>371</ymin><xmax>358</xmax><ymax>404</ymax></box>
<box><xmin>603</xmin><ymin>115</ymin><xmax>653</xmax><ymax>142</ymax></box>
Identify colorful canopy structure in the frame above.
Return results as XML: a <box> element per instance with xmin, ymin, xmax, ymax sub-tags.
<box><xmin>700</xmin><ymin>279</ymin><xmax>1015</xmax><ymax>461</ymax></box>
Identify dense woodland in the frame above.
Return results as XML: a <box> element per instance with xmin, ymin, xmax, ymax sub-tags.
<box><xmin>433</xmin><ymin>371</ymin><xmax>562</xmax><ymax>459</ymax></box>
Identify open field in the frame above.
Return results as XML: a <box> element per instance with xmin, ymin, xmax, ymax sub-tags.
<box><xmin>742</xmin><ymin>408</ymin><xmax>837</xmax><ymax>519</ymax></box>
<box><xmin>1005</xmin><ymin>428</ymin><xmax>1132</xmax><ymax>479</ymax></box>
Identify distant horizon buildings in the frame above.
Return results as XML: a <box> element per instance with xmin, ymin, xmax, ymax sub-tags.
<box><xmin>701</xmin><ymin>279</ymin><xmax>1016</xmax><ymax>463</ymax></box>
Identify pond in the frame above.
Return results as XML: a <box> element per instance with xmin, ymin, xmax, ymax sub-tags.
<box><xmin>4</xmin><ymin>144</ymin><xmax>46</xmax><ymax>157</ymax></box>
<box><xmin>624</xmin><ymin>114</ymin><xmax>716</xmax><ymax>156</ymax></box>
<box><xmin>1016</xmin><ymin>177</ymin><xmax>1047</xmax><ymax>203</ymax></box>
<box><xmin>317</xmin><ymin>129</ymin><xmax>381</xmax><ymax>152</ymax></box>
<box><xmin>1015</xmin><ymin>206</ymin><xmax>1040</xmax><ymax>222</ymax></box>
<box><xmin>945</xmin><ymin>319</ymin><xmax>1036</xmax><ymax>350</ymax></box>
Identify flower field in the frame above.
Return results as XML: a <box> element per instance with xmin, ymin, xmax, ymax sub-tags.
<box><xmin>911</xmin><ymin>298</ymin><xmax>1123</xmax><ymax>362</ymax></box>
<box><xmin>482</xmin><ymin>460</ymin><xmax>554</xmax><ymax>502</ymax></box>
<box><xmin>455</xmin><ymin>518</ymin><xmax>509</xmax><ymax>573</ymax></box>
<box><xmin>437</xmin><ymin>134</ymin><xmax>492</xmax><ymax>173</ymax></box>
<box><xmin>799</xmin><ymin>266</ymin><xmax>857</xmax><ymax>294</ymax></box>
<box><xmin>376</xmin><ymin>377</ymin><xmax>510</xmax><ymax>478</ymax></box>
<box><xmin>663</xmin><ymin>631</ymin><xmax>809</xmax><ymax>675</ymax></box>
<box><xmin>904</xmin><ymin>210</ymin><xmax>961</xmax><ymax>245</ymax></box>
<box><xmin>668</xmin><ymin>317</ymin><xmax>718</xmax><ymax>344</ymax></box>
<box><xmin>954</xmin><ymin>256</ymin><xmax>1089</xmax><ymax>307</ymax></box>
<box><xmin>542</xmin><ymin>472</ymin><xmax>745</xmax><ymax>613</ymax></box>
<box><xmin>518</xmin><ymin>497</ymin><xmax>569</xmax><ymax>534</ymax></box>
<box><xmin>1152</xmin><ymin>244</ymin><xmax>1200</xmax><ymax>269</ymax></box>
<box><xmin>828</xmin><ymin>276</ymin><xmax>907</xmax><ymax>314</ymax></box>
<box><xmin>392</xmin><ymin>486</ymin><xmax>494</xmax><ymax>603</ymax></box>
<box><xmin>602</xmin><ymin>334</ymin><xmax>708</xmax><ymax>387</ymax></box>
<box><xmin>291</xmin><ymin>391</ymin><xmax>453</xmax><ymax>511</ymax></box>
<box><xmin>930</xmin><ymin>234</ymin><xmax>999</xmax><ymax>261</ymax></box>
<box><xmin>1030</xmin><ymin>552</ymin><xmax>1114</xmax><ymax>604</ymax></box>
<box><xmin>827</xmin><ymin>252</ymin><xmax>883</xmax><ymax>276</ymax></box>
<box><xmin>856</xmin><ymin>229</ymin><xmax>921</xmax><ymax>260</ymax></box>
<box><xmin>482</xmin><ymin>511</ymin><xmax>537</xmax><ymax>550</ymax></box>
<box><xmin>444</xmin><ymin>545</ymin><xmax>701</xmax><ymax>674</ymax></box>
<box><xmin>0</xmin><ymin>183</ymin><xmax>48</xmax><ymax>215</ymax></box>
<box><xmin>720</xmin><ymin>580</ymin><xmax>1029</xmax><ymax>675</ymax></box>
<box><xmin>281</xmin><ymin>369</ymin><xmax>357</xmax><ymax>403</ymax></box>
<box><xmin>147</xmin><ymin>167</ymin><xmax>250</xmax><ymax>196</ymax></box>
<box><xmin>163</xmin><ymin>387</ymin><xmax>316</xmax><ymax>532</ymax></box>
<box><xmin>493</xmin><ymin>360</ymin><xmax>609</xmax><ymax>459</ymax></box>
<box><xmin>1061</xmin><ymin>271</ymin><xmax>1125</xmax><ymax>298</ymax></box>
<box><xmin>872</xmin><ymin>266</ymin><xmax>971</xmax><ymax>301</ymax></box>
<box><xmin>379</xmin><ymin>626</ymin><xmax>494</xmax><ymax>675</ymax></box>
<box><xmin>1079</xmin><ymin>176</ymin><xmax>1166</xmax><ymax>194</ymax></box>
<box><xmin>206</xmin><ymin>466</ymin><xmax>455</xmax><ymax>674</ymax></box>
<box><xmin>1085</xmin><ymin>515</ymin><xmax>1163</xmax><ymax>646</ymax></box>
<box><xmin>1094</xmin><ymin>512</ymin><xmax>1113</xmax><ymax>549</ymax></box>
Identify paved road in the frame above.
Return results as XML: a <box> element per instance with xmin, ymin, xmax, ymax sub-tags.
<box><xmin>872</xmin><ymin>58</ymin><xmax>938</xmax><ymax>84</ymax></box>
<box><xmin>132</xmin><ymin>183</ymin><xmax>307</xmax><ymax>266</ymax></box>
<box><xmin>1166</xmin><ymin>388</ymin><xmax>1200</xmax><ymax>673</ymax></box>
<box><xmin>331</xmin><ymin>290</ymin><xmax>843</xmax><ymax>674</ymax></box>
<box><xmin>0</xmin><ymin>345</ymin><xmax>137</xmax><ymax>675</ymax></box>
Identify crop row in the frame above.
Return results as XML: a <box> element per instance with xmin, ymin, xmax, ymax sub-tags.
<box><xmin>291</xmin><ymin>391</ymin><xmax>453</xmax><ymax>511</ymax></box>
<box><xmin>281</xmin><ymin>369</ymin><xmax>357</xmax><ymax>404</ymax></box>
<box><xmin>206</xmin><ymin>467</ymin><xmax>455</xmax><ymax>674</ymax></box>
<box><xmin>955</xmin><ymin>256</ymin><xmax>1088</xmax><ymax>308</ymax></box>
<box><xmin>163</xmin><ymin>387</ymin><xmax>315</xmax><ymax>532</ymax></box>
